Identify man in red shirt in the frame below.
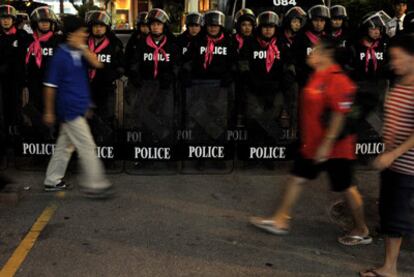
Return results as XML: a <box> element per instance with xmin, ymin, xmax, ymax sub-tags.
<box><xmin>250</xmin><ymin>38</ymin><xmax>371</xmax><ymax>246</ymax></box>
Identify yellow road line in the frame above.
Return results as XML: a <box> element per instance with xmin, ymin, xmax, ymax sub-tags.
<box><xmin>0</xmin><ymin>203</ymin><xmax>58</xmax><ymax>277</ymax></box>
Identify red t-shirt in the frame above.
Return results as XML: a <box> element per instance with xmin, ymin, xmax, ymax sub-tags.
<box><xmin>300</xmin><ymin>64</ymin><xmax>357</xmax><ymax>160</ymax></box>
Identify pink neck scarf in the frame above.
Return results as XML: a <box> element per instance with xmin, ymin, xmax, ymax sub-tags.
<box><xmin>362</xmin><ymin>39</ymin><xmax>380</xmax><ymax>73</ymax></box>
<box><xmin>257</xmin><ymin>37</ymin><xmax>280</xmax><ymax>73</ymax></box>
<box><xmin>332</xmin><ymin>29</ymin><xmax>343</xmax><ymax>38</ymax></box>
<box><xmin>25</xmin><ymin>31</ymin><xmax>53</xmax><ymax>68</ymax></box>
<box><xmin>88</xmin><ymin>37</ymin><xmax>110</xmax><ymax>80</ymax></box>
<box><xmin>204</xmin><ymin>33</ymin><xmax>224</xmax><ymax>69</ymax></box>
<box><xmin>4</xmin><ymin>26</ymin><xmax>16</xmax><ymax>35</ymax></box>
<box><xmin>146</xmin><ymin>35</ymin><xmax>168</xmax><ymax>78</ymax></box>
<box><xmin>235</xmin><ymin>34</ymin><xmax>244</xmax><ymax>50</ymax></box>
<box><xmin>305</xmin><ymin>30</ymin><xmax>322</xmax><ymax>45</ymax></box>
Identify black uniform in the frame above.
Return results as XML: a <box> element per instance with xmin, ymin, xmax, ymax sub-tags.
<box><xmin>129</xmin><ymin>34</ymin><xmax>179</xmax><ymax>87</ymax></box>
<box><xmin>88</xmin><ymin>34</ymin><xmax>124</xmax><ymax>143</ymax></box>
<box><xmin>125</xmin><ymin>30</ymin><xmax>146</xmax><ymax>76</ymax></box>
<box><xmin>232</xmin><ymin>34</ymin><xmax>254</xmax><ymax>126</ymax></box>
<box><xmin>351</xmin><ymin>36</ymin><xmax>389</xmax><ymax>138</ymax></box>
<box><xmin>89</xmin><ymin>34</ymin><xmax>124</xmax><ymax>108</ymax></box>
<box><xmin>352</xmin><ymin>37</ymin><xmax>388</xmax><ymax>81</ymax></box>
<box><xmin>176</xmin><ymin>30</ymin><xmax>201</xmax><ymax>56</ymax></box>
<box><xmin>292</xmin><ymin>30</ymin><xmax>327</xmax><ymax>87</ymax></box>
<box><xmin>0</xmin><ymin>28</ymin><xmax>29</xmax><ymax>134</ymax></box>
<box><xmin>185</xmin><ymin>32</ymin><xmax>236</xmax><ymax>84</ymax></box>
<box><xmin>240</xmin><ymin>35</ymin><xmax>295</xmax><ymax>134</ymax></box>
<box><xmin>329</xmin><ymin>28</ymin><xmax>354</xmax><ymax>71</ymax></box>
<box><xmin>25</xmin><ymin>33</ymin><xmax>62</xmax><ymax>111</ymax></box>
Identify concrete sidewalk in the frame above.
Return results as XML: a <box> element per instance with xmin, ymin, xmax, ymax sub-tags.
<box><xmin>0</xmin><ymin>167</ymin><xmax>413</xmax><ymax>276</ymax></box>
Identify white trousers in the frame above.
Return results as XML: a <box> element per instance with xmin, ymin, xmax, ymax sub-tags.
<box><xmin>44</xmin><ymin>116</ymin><xmax>110</xmax><ymax>190</ymax></box>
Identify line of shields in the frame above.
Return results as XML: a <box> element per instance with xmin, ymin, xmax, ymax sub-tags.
<box><xmin>10</xmin><ymin>78</ymin><xmax>386</xmax><ymax>174</ymax></box>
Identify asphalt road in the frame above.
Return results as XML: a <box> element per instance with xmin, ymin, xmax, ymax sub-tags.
<box><xmin>1</xmin><ymin>165</ymin><xmax>413</xmax><ymax>277</ymax></box>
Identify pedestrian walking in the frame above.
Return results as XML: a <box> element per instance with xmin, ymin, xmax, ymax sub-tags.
<box><xmin>42</xmin><ymin>15</ymin><xmax>113</xmax><ymax>198</ymax></box>
<box><xmin>360</xmin><ymin>34</ymin><xmax>414</xmax><ymax>277</ymax></box>
<box><xmin>250</xmin><ymin>38</ymin><xmax>372</xmax><ymax>246</ymax></box>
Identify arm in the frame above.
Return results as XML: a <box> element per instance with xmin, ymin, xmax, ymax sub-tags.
<box><xmin>81</xmin><ymin>47</ymin><xmax>103</xmax><ymax>69</ymax></box>
<box><xmin>374</xmin><ymin>133</ymin><xmax>414</xmax><ymax>170</ymax></box>
<box><xmin>314</xmin><ymin>112</ymin><xmax>346</xmax><ymax>163</ymax></box>
<box><xmin>43</xmin><ymin>86</ymin><xmax>56</xmax><ymax>126</ymax></box>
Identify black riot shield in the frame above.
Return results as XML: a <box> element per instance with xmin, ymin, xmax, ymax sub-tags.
<box><xmin>180</xmin><ymin>80</ymin><xmax>234</xmax><ymax>174</ymax></box>
<box><xmin>14</xmin><ymin>86</ymin><xmax>58</xmax><ymax>171</ymax></box>
<box><xmin>236</xmin><ymin>81</ymin><xmax>293</xmax><ymax>171</ymax></box>
<box><xmin>86</xmin><ymin>80</ymin><xmax>122</xmax><ymax>173</ymax></box>
<box><xmin>354</xmin><ymin>79</ymin><xmax>388</xmax><ymax>162</ymax></box>
<box><xmin>123</xmin><ymin>80</ymin><xmax>178</xmax><ymax>174</ymax></box>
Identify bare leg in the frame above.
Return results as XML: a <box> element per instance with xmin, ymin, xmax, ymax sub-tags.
<box><xmin>360</xmin><ymin>236</ymin><xmax>401</xmax><ymax>277</ymax></box>
<box><xmin>269</xmin><ymin>176</ymin><xmax>307</xmax><ymax>229</ymax></box>
<box><xmin>344</xmin><ymin>186</ymin><xmax>369</xmax><ymax>236</ymax></box>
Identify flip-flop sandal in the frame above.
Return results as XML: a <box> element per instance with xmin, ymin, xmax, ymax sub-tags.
<box><xmin>249</xmin><ymin>217</ymin><xmax>289</xmax><ymax>235</ymax></box>
<box><xmin>359</xmin><ymin>268</ymin><xmax>387</xmax><ymax>277</ymax></box>
<box><xmin>338</xmin><ymin>234</ymin><xmax>373</xmax><ymax>246</ymax></box>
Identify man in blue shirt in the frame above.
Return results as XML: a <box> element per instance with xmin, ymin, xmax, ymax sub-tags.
<box><xmin>42</xmin><ymin>15</ymin><xmax>113</xmax><ymax>198</ymax></box>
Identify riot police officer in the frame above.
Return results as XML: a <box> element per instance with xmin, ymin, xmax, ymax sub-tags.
<box><xmin>232</xmin><ymin>8</ymin><xmax>256</xmax><ymax>52</ymax></box>
<box><xmin>25</xmin><ymin>7</ymin><xmax>61</xmax><ymax>117</ymax></box>
<box><xmin>86</xmin><ymin>10</ymin><xmax>124</xmax><ymax>143</ymax></box>
<box><xmin>126</xmin><ymin>8</ymin><xmax>179</xmax><ymax>153</ymax></box>
<box><xmin>279</xmin><ymin>6</ymin><xmax>307</xmax><ymax>131</ymax></box>
<box><xmin>280</xmin><ymin>6</ymin><xmax>307</xmax><ymax>49</ymax></box>
<box><xmin>351</xmin><ymin>11</ymin><xmax>391</xmax><ymax>139</ymax></box>
<box><xmin>329</xmin><ymin>5</ymin><xmax>353</xmax><ymax>70</ymax></box>
<box><xmin>129</xmin><ymin>8</ymin><xmax>178</xmax><ymax>88</ymax></box>
<box><xmin>125</xmin><ymin>11</ymin><xmax>149</xmax><ymax>75</ymax></box>
<box><xmin>293</xmin><ymin>4</ymin><xmax>330</xmax><ymax>87</ymax></box>
<box><xmin>0</xmin><ymin>5</ymin><xmax>29</xmax><ymax>136</ymax></box>
<box><xmin>177</xmin><ymin>12</ymin><xmax>203</xmax><ymax>56</ymax></box>
<box><xmin>186</xmin><ymin>10</ymin><xmax>236</xmax><ymax>85</ymax></box>
<box><xmin>232</xmin><ymin>8</ymin><xmax>256</xmax><ymax>127</ymax></box>
<box><xmin>240</xmin><ymin>11</ymin><xmax>293</xmax><ymax>132</ymax></box>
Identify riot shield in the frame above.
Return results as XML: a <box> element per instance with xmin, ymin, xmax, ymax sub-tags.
<box><xmin>86</xmin><ymin>80</ymin><xmax>123</xmax><ymax>173</ymax></box>
<box><xmin>354</xmin><ymin>79</ymin><xmax>388</xmax><ymax>163</ymax></box>
<box><xmin>123</xmin><ymin>80</ymin><xmax>178</xmax><ymax>175</ymax></box>
<box><xmin>180</xmin><ymin>80</ymin><xmax>234</xmax><ymax>174</ymax></box>
<box><xmin>236</xmin><ymin>81</ymin><xmax>293</xmax><ymax>172</ymax></box>
<box><xmin>15</xmin><ymin>85</ymin><xmax>58</xmax><ymax>171</ymax></box>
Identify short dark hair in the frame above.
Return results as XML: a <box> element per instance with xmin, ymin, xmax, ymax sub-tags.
<box><xmin>316</xmin><ymin>37</ymin><xmax>339</xmax><ymax>62</ymax></box>
<box><xmin>62</xmin><ymin>15</ymin><xmax>85</xmax><ymax>36</ymax></box>
<box><xmin>390</xmin><ymin>34</ymin><xmax>414</xmax><ymax>55</ymax></box>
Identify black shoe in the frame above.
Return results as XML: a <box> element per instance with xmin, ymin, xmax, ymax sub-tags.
<box><xmin>44</xmin><ymin>181</ymin><xmax>68</xmax><ymax>192</ymax></box>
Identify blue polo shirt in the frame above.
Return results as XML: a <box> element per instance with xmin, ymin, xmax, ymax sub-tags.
<box><xmin>43</xmin><ymin>44</ymin><xmax>91</xmax><ymax>122</ymax></box>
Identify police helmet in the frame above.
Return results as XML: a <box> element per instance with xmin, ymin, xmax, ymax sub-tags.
<box><xmin>136</xmin><ymin>11</ymin><xmax>148</xmax><ymax>26</ymax></box>
<box><xmin>147</xmin><ymin>8</ymin><xmax>170</xmax><ymax>24</ymax></box>
<box><xmin>234</xmin><ymin>8</ymin><xmax>256</xmax><ymax>27</ymax></box>
<box><xmin>330</xmin><ymin>5</ymin><xmax>348</xmax><ymax>20</ymax></box>
<box><xmin>403</xmin><ymin>11</ymin><xmax>414</xmax><ymax>33</ymax></box>
<box><xmin>30</xmin><ymin>7</ymin><xmax>58</xmax><ymax>24</ymax></box>
<box><xmin>257</xmin><ymin>11</ymin><xmax>279</xmax><ymax>27</ymax></box>
<box><xmin>204</xmin><ymin>10</ymin><xmax>225</xmax><ymax>27</ymax></box>
<box><xmin>361</xmin><ymin>10</ymin><xmax>391</xmax><ymax>30</ymax></box>
<box><xmin>283</xmin><ymin>6</ymin><xmax>306</xmax><ymax>28</ymax></box>
<box><xmin>86</xmin><ymin>10</ymin><xmax>111</xmax><ymax>27</ymax></box>
<box><xmin>186</xmin><ymin>12</ymin><xmax>203</xmax><ymax>26</ymax></box>
<box><xmin>308</xmin><ymin>5</ymin><xmax>330</xmax><ymax>20</ymax></box>
<box><xmin>0</xmin><ymin>5</ymin><xmax>17</xmax><ymax>19</ymax></box>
